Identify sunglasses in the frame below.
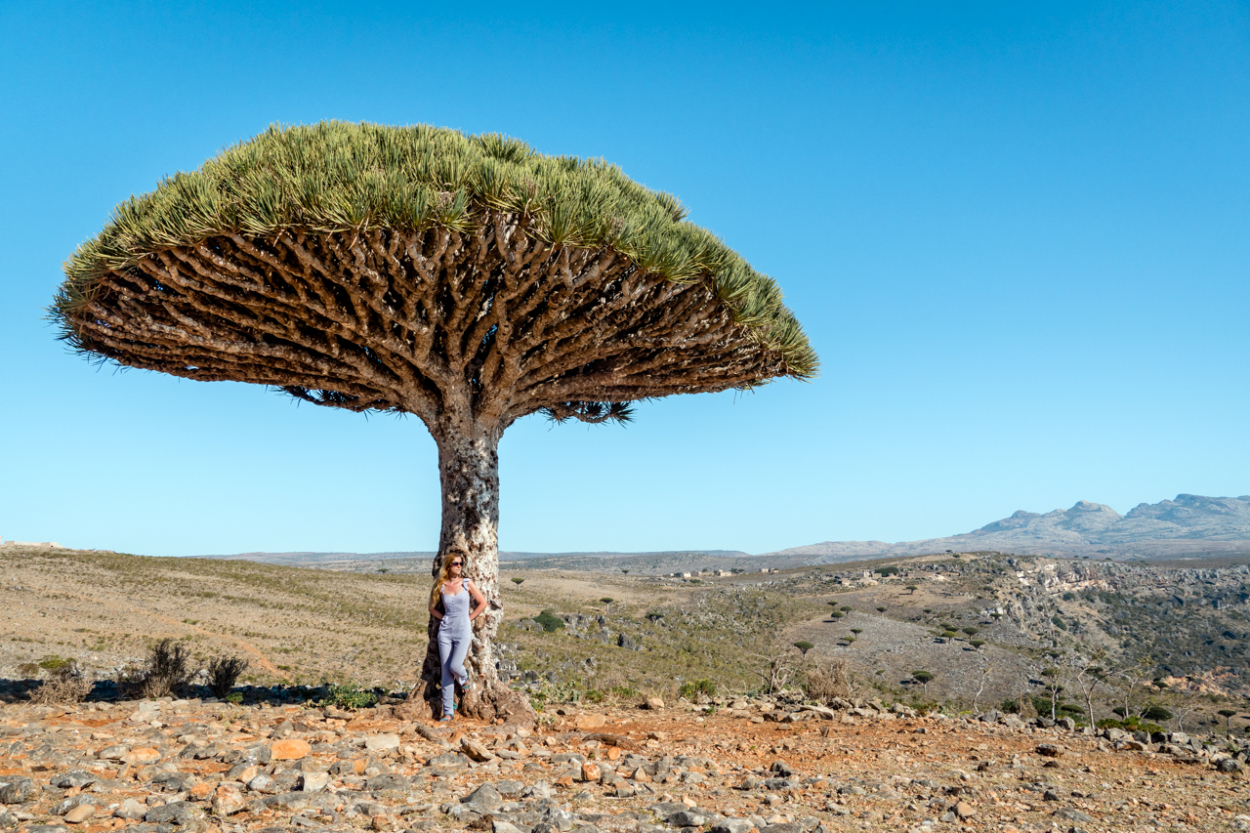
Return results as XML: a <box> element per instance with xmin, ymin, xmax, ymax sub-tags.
<box><xmin>450</xmin><ymin>560</ymin><xmax>463</xmax><ymax>566</ymax></box>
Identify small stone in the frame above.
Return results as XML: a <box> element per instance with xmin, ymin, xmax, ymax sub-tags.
<box><xmin>226</xmin><ymin>763</ymin><xmax>259</xmax><ymax>782</ymax></box>
<box><xmin>367</xmin><ymin>773</ymin><xmax>410</xmax><ymax>792</ymax></box>
<box><xmin>271</xmin><ymin>739</ymin><xmax>312</xmax><ymax>760</ymax></box>
<box><xmin>461</xmin><ymin>783</ymin><xmax>504</xmax><ymax>813</ymax></box>
<box><xmin>580</xmin><ymin>762</ymin><xmax>601</xmax><ymax>782</ymax></box>
<box><xmin>121</xmin><ymin>747</ymin><xmax>160</xmax><ymax>765</ymax></box>
<box><xmin>643</xmin><ymin>697</ymin><xmax>664</xmax><ymax>710</ymax></box>
<box><xmin>365</xmin><ymin>734</ymin><xmax>401</xmax><ymax>752</ymax></box>
<box><xmin>575</xmin><ymin>714</ymin><xmax>606</xmax><ymax>730</ymax></box>
<box><xmin>954</xmin><ymin>801</ymin><xmax>976</xmax><ymax>819</ymax></box>
<box><xmin>493</xmin><ymin>822</ymin><xmax>526</xmax><ymax>833</ymax></box>
<box><xmin>300</xmin><ymin>772</ymin><xmax>331</xmax><ymax>793</ymax></box>
<box><xmin>144</xmin><ymin>800</ymin><xmax>202</xmax><ymax>824</ymax></box>
<box><xmin>711</xmin><ymin>821</ymin><xmax>755</xmax><ymax>833</ymax></box>
<box><xmin>769</xmin><ymin>760</ymin><xmax>794</xmax><ymax>777</ymax></box>
<box><xmin>669</xmin><ymin>810</ymin><xmax>708</xmax><ymax>826</ymax></box>
<box><xmin>114</xmin><ymin>798</ymin><xmax>147</xmax><ymax>819</ymax></box>
<box><xmin>461</xmin><ymin>738</ymin><xmax>495</xmax><ymax>762</ymax></box>
<box><xmin>1036</xmin><ymin>744</ymin><xmax>1063</xmax><ymax>758</ymax></box>
<box><xmin>212</xmin><ymin>784</ymin><xmax>246</xmax><ymax>816</ymax></box>
<box><xmin>52</xmin><ymin>771</ymin><xmax>96</xmax><ymax>789</ymax></box>
<box><xmin>188</xmin><ymin>780</ymin><xmax>215</xmax><ymax>800</ymax></box>
<box><xmin>63</xmin><ymin>805</ymin><xmax>95</xmax><ymax>824</ymax></box>
<box><xmin>247</xmin><ymin>772</ymin><xmax>274</xmax><ymax>793</ymax></box>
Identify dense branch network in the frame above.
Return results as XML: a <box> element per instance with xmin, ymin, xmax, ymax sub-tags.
<box><xmin>67</xmin><ymin>209</ymin><xmax>789</xmax><ymax>429</ymax></box>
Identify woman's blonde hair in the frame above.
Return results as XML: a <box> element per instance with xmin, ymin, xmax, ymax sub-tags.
<box><xmin>429</xmin><ymin>548</ymin><xmax>470</xmax><ymax>608</ymax></box>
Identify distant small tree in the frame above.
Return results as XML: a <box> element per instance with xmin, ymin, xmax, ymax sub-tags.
<box><xmin>962</xmin><ymin>627</ymin><xmax>979</xmax><ymax>637</ymax></box>
<box><xmin>793</xmin><ymin>641</ymin><xmax>815</xmax><ymax>657</ymax></box>
<box><xmin>840</xmin><ymin>605</ymin><xmax>852</xmax><ymax>613</ymax></box>
<box><xmin>911</xmin><ymin>670</ymin><xmax>934</xmax><ymax>696</ymax></box>
<box><xmin>876</xmin><ymin>606</ymin><xmax>886</xmax><ymax>613</ymax></box>
<box><xmin>850</xmin><ymin>628</ymin><xmax>863</xmax><ymax>636</ymax></box>
<box><xmin>1218</xmin><ymin>709</ymin><xmax>1237</xmax><ymax>732</ymax></box>
<box><xmin>905</xmin><ymin>585</ymin><xmax>918</xmax><ymax>595</ymax></box>
<box><xmin>511</xmin><ymin>577</ymin><xmax>525</xmax><ymax>586</ymax></box>
<box><xmin>969</xmin><ymin>640</ymin><xmax>985</xmax><ymax>650</ymax></box>
<box><xmin>621</xmin><ymin>569</ymin><xmax>630</xmax><ymax>575</ymax></box>
<box><xmin>923</xmin><ymin>608</ymin><xmax>932</xmax><ymax>614</ymax></box>
<box><xmin>600</xmin><ymin>597</ymin><xmax>614</xmax><ymax>615</ymax></box>
<box><xmin>1041</xmin><ymin>667</ymin><xmax>1063</xmax><ymax>721</ymax></box>
<box><xmin>1072</xmin><ymin>656</ymin><xmax>1109</xmax><ymax>728</ymax></box>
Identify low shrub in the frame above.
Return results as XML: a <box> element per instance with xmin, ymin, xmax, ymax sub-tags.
<box><xmin>206</xmin><ymin>655</ymin><xmax>249</xmax><ymax>699</ymax></box>
<box><xmin>533</xmin><ymin>610</ymin><xmax>565</xmax><ymax>633</ymax></box>
<box><xmin>120</xmin><ymin>638</ymin><xmax>194</xmax><ymax>698</ymax></box>
<box><xmin>678</xmin><ymin>679</ymin><xmax>717</xmax><ymax>700</ymax></box>
<box><xmin>804</xmin><ymin>659</ymin><xmax>853</xmax><ymax>702</ymax></box>
<box><xmin>317</xmin><ymin>683</ymin><xmax>381</xmax><ymax>710</ymax></box>
<box><xmin>29</xmin><ymin>660</ymin><xmax>91</xmax><ymax>705</ymax></box>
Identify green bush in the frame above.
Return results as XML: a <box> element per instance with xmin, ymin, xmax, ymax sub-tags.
<box><xmin>317</xmin><ymin>683</ymin><xmax>380</xmax><ymax>710</ymax></box>
<box><xmin>534</xmin><ymin>610</ymin><xmax>566</xmax><ymax>632</ymax></box>
<box><xmin>678</xmin><ymin>679</ymin><xmax>717</xmax><ymax>699</ymax></box>
<box><xmin>37</xmin><ymin>655</ymin><xmax>72</xmax><ymax>672</ymax></box>
<box><xmin>1097</xmin><ymin>715</ymin><xmax>1163</xmax><ymax>733</ymax></box>
<box><xmin>876</xmin><ymin>566</ymin><xmax>900</xmax><ymax>577</ymax></box>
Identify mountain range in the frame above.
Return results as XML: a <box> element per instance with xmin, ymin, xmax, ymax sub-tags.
<box><xmin>772</xmin><ymin>493</ymin><xmax>1250</xmax><ymax>562</ymax></box>
<box><xmin>198</xmin><ymin>493</ymin><xmax>1250</xmax><ymax>570</ymax></box>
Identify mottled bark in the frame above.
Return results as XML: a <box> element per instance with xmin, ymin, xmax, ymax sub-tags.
<box><xmin>414</xmin><ymin>416</ymin><xmax>535</xmax><ymax>724</ymax></box>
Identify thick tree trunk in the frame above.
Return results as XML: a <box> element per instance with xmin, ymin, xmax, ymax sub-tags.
<box><xmin>413</xmin><ymin>417</ymin><xmax>536</xmax><ymax>726</ymax></box>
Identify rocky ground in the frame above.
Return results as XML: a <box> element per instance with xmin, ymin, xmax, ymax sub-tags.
<box><xmin>2</xmin><ymin>692</ymin><xmax>1249</xmax><ymax>833</ymax></box>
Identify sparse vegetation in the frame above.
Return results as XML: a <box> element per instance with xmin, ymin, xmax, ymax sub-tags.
<box><xmin>29</xmin><ymin>660</ymin><xmax>91</xmax><ymax>705</ymax></box>
<box><xmin>677</xmin><ymin>679</ymin><xmax>717</xmax><ymax>700</ymax></box>
<box><xmin>120</xmin><ymin>638</ymin><xmax>194</xmax><ymax>699</ymax></box>
<box><xmin>206</xmin><ymin>654</ymin><xmax>249</xmax><ymax>698</ymax></box>
<box><xmin>317</xmin><ymin>682</ymin><xmax>381</xmax><ymax>710</ymax></box>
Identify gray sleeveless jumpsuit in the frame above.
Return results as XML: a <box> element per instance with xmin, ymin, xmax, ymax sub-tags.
<box><xmin>437</xmin><ymin>580</ymin><xmax>474</xmax><ymax>716</ymax></box>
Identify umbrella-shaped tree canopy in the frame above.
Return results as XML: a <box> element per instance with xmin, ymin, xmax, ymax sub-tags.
<box><xmin>53</xmin><ymin>121</ymin><xmax>818</xmax><ymax>721</ymax></box>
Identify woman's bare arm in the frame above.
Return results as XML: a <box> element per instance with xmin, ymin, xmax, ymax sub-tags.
<box><xmin>467</xmin><ymin>581</ymin><xmax>487</xmax><ymax>621</ymax></box>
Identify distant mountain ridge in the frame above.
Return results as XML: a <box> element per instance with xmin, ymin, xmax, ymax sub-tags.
<box><xmin>197</xmin><ymin>493</ymin><xmax>1250</xmax><ymax>571</ymax></box>
<box><xmin>773</xmin><ymin>493</ymin><xmax>1250</xmax><ymax>562</ymax></box>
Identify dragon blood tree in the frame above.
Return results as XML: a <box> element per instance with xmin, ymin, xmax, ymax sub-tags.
<box><xmin>52</xmin><ymin>122</ymin><xmax>818</xmax><ymax>722</ymax></box>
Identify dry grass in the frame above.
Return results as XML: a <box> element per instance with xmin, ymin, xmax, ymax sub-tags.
<box><xmin>29</xmin><ymin>663</ymin><xmax>92</xmax><ymax>705</ymax></box>
<box><xmin>803</xmin><ymin>658</ymin><xmax>856</xmax><ymax>702</ymax></box>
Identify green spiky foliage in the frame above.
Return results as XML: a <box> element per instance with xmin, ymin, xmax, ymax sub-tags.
<box><xmin>54</xmin><ymin>121</ymin><xmax>817</xmax><ymax>395</ymax></box>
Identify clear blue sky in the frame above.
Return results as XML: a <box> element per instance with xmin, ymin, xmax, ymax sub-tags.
<box><xmin>2</xmin><ymin>2</ymin><xmax>1247</xmax><ymax>557</ymax></box>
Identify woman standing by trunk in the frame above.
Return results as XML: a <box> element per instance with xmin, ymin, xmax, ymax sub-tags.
<box><xmin>428</xmin><ymin>549</ymin><xmax>487</xmax><ymax>720</ymax></box>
